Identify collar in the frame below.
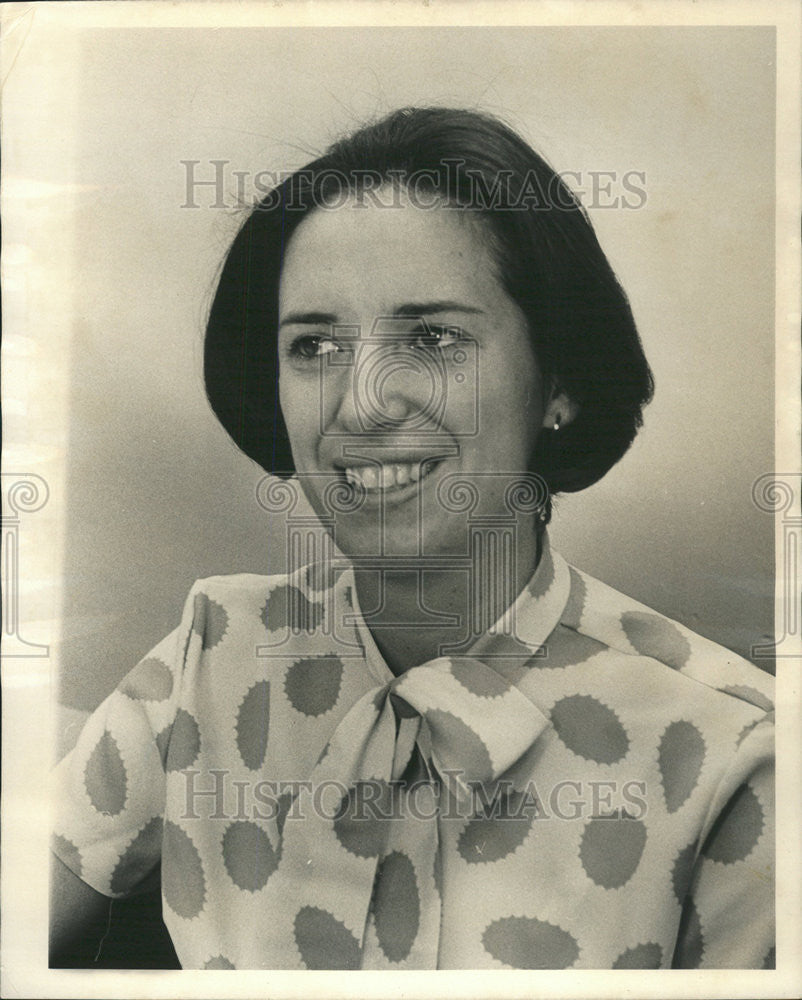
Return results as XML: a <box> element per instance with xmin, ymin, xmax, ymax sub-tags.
<box><xmin>332</xmin><ymin>531</ymin><xmax>571</xmax><ymax>686</ymax></box>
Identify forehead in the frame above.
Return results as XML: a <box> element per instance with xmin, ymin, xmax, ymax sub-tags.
<box><xmin>278</xmin><ymin>195</ymin><xmax>502</xmax><ymax>316</ymax></box>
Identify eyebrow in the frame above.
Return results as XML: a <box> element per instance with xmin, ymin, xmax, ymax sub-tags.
<box><xmin>393</xmin><ymin>301</ymin><xmax>485</xmax><ymax>318</ymax></box>
<box><xmin>278</xmin><ymin>311</ymin><xmax>339</xmax><ymax>329</ymax></box>
<box><xmin>278</xmin><ymin>301</ymin><xmax>484</xmax><ymax>328</ymax></box>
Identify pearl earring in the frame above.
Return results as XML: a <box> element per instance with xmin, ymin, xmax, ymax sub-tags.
<box><xmin>553</xmin><ymin>415</ymin><xmax>561</xmax><ymax>431</ymax></box>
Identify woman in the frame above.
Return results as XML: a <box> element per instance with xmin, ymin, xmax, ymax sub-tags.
<box><xmin>51</xmin><ymin>107</ymin><xmax>774</xmax><ymax>970</ymax></box>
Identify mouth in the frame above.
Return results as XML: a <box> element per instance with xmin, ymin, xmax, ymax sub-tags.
<box><xmin>339</xmin><ymin>459</ymin><xmax>443</xmax><ymax>496</ymax></box>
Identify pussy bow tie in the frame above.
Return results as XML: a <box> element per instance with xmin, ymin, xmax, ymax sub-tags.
<box><xmin>273</xmin><ymin>654</ymin><xmax>551</xmax><ymax>969</ymax></box>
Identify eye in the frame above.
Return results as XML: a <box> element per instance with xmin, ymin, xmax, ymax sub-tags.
<box><xmin>409</xmin><ymin>325</ymin><xmax>464</xmax><ymax>351</ymax></box>
<box><xmin>288</xmin><ymin>334</ymin><xmax>341</xmax><ymax>360</ymax></box>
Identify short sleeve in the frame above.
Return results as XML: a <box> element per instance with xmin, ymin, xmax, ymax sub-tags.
<box><xmin>51</xmin><ymin>586</ymin><xmax>198</xmax><ymax>898</ymax></box>
<box><xmin>672</xmin><ymin>712</ymin><xmax>775</xmax><ymax>968</ymax></box>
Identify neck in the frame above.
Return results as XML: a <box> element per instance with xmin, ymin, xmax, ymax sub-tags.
<box><xmin>352</xmin><ymin>525</ymin><xmax>543</xmax><ymax>675</ymax></box>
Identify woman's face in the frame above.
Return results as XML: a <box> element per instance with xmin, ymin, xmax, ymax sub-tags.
<box><xmin>278</xmin><ymin>189</ymin><xmax>552</xmax><ymax>558</ymax></box>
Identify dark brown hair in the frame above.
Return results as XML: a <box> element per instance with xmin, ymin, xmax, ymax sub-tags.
<box><xmin>204</xmin><ymin>107</ymin><xmax>654</xmax><ymax>500</ymax></box>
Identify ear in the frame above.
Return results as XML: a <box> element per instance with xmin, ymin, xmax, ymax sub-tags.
<box><xmin>541</xmin><ymin>384</ymin><xmax>579</xmax><ymax>431</ymax></box>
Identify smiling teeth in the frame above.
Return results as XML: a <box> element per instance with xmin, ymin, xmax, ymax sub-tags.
<box><xmin>343</xmin><ymin>462</ymin><xmax>432</xmax><ymax>491</ymax></box>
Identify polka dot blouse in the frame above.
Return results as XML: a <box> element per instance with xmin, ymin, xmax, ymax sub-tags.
<box><xmin>52</xmin><ymin>536</ymin><xmax>775</xmax><ymax>969</ymax></box>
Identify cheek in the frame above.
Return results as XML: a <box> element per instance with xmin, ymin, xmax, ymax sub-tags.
<box><xmin>512</xmin><ymin>341</ymin><xmax>543</xmax><ymax>413</ymax></box>
<box><xmin>277</xmin><ymin>375</ymin><xmax>292</xmax><ymax>434</ymax></box>
<box><xmin>485</xmin><ymin>366</ymin><xmax>543</xmax><ymax>465</ymax></box>
<box><xmin>278</xmin><ymin>374</ymin><xmax>311</xmax><ymax>455</ymax></box>
<box><xmin>482</xmin><ymin>352</ymin><xmax>541</xmax><ymax>419</ymax></box>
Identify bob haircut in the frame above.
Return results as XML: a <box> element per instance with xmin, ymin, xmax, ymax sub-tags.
<box><xmin>204</xmin><ymin>107</ymin><xmax>654</xmax><ymax>504</ymax></box>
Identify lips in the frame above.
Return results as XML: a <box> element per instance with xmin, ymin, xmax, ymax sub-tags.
<box><xmin>340</xmin><ymin>459</ymin><xmax>441</xmax><ymax>494</ymax></box>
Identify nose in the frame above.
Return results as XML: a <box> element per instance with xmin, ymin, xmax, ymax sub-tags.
<box><xmin>357</xmin><ymin>342</ymin><xmax>418</xmax><ymax>426</ymax></box>
<box><xmin>332</xmin><ymin>339</ymin><xmax>443</xmax><ymax>433</ymax></box>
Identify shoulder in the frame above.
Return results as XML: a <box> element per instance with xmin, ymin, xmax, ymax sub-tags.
<box><xmin>555</xmin><ymin>558</ymin><xmax>774</xmax><ymax>719</ymax></box>
<box><xmin>190</xmin><ymin>571</ymin><xmax>288</xmax><ymax>600</ymax></box>
<box><xmin>184</xmin><ymin>563</ymin><xmax>341</xmax><ymax>647</ymax></box>
<box><xmin>182</xmin><ymin>573</ymin><xmax>279</xmax><ymax>640</ymax></box>
<box><xmin>188</xmin><ymin>566</ymin><xmax>309</xmax><ymax>611</ymax></box>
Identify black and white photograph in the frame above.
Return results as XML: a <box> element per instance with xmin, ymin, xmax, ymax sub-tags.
<box><xmin>1</xmin><ymin>1</ymin><xmax>800</xmax><ymax>997</ymax></box>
